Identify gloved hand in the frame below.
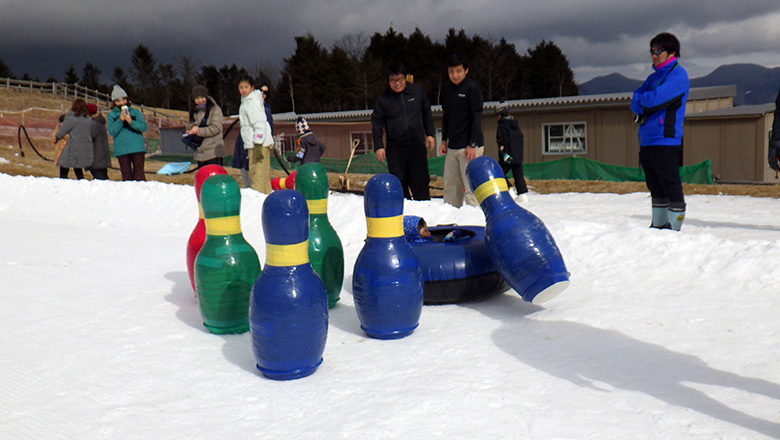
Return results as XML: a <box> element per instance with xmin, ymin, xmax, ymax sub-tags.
<box><xmin>769</xmin><ymin>140</ymin><xmax>780</xmax><ymax>171</ymax></box>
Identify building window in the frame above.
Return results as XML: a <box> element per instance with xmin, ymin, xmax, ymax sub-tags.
<box><xmin>350</xmin><ymin>131</ymin><xmax>374</xmax><ymax>155</ymax></box>
<box><xmin>542</xmin><ymin>122</ymin><xmax>586</xmax><ymax>154</ymax></box>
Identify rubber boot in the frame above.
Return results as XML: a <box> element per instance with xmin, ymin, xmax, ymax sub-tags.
<box><xmin>668</xmin><ymin>202</ymin><xmax>686</xmax><ymax>231</ymax></box>
<box><xmin>650</xmin><ymin>198</ymin><xmax>670</xmax><ymax>229</ymax></box>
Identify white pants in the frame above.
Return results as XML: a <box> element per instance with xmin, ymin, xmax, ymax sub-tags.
<box><xmin>443</xmin><ymin>146</ymin><xmax>483</xmax><ymax>208</ymax></box>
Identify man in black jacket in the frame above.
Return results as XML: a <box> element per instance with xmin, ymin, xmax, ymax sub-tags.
<box><xmin>371</xmin><ymin>63</ymin><xmax>435</xmax><ymax>200</ymax></box>
<box><xmin>439</xmin><ymin>53</ymin><xmax>484</xmax><ymax>207</ymax></box>
<box><xmin>769</xmin><ymin>84</ymin><xmax>780</xmax><ymax>173</ymax></box>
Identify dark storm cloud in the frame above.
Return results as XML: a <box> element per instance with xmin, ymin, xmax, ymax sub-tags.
<box><xmin>2</xmin><ymin>0</ymin><xmax>780</xmax><ymax>84</ymax></box>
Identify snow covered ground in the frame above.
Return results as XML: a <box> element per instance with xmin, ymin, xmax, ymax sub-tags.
<box><xmin>1</xmin><ymin>172</ymin><xmax>779</xmax><ymax>440</ymax></box>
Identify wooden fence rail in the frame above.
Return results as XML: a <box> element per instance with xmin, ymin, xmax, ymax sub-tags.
<box><xmin>1</xmin><ymin>77</ymin><xmax>186</xmax><ymax>122</ymax></box>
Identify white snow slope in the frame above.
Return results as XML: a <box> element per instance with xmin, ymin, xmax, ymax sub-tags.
<box><xmin>1</xmin><ymin>173</ymin><xmax>780</xmax><ymax>440</ymax></box>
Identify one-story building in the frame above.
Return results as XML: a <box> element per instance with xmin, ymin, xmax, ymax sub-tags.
<box><xmin>160</xmin><ymin>85</ymin><xmax>778</xmax><ymax>183</ymax></box>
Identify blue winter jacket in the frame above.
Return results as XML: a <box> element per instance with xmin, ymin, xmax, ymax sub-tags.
<box><xmin>107</xmin><ymin>105</ymin><xmax>148</xmax><ymax>156</ymax></box>
<box><xmin>631</xmin><ymin>59</ymin><xmax>689</xmax><ymax>147</ymax></box>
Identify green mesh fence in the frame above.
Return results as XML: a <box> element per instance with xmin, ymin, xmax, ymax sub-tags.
<box><xmin>279</xmin><ymin>153</ymin><xmax>712</xmax><ymax>185</ymax></box>
<box><xmin>523</xmin><ymin>156</ymin><xmax>713</xmax><ymax>184</ymax></box>
<box><xmin>151</xmin><ymin>152</ymin><xmax>713</xmax><ymax>185</ymax></box>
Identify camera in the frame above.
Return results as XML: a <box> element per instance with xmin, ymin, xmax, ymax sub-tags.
<box><xmin>633</xmin><ymin>114</ymin><xmax>647</xmax><ymax>125</ymax></box>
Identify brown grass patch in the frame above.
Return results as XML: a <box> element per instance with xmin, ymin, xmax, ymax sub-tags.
<box><xmin>2</xmin><ymin>137</ymin><xmax>779</xmax><ymax>198</ymax></box>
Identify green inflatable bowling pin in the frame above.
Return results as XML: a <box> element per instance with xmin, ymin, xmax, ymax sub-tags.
<box><xmin>194</xmin><ymin>174</ymin><xmax>261</xmax><ymax>334</ymax></box>
<box><xmin>294</xmin><ymin>162</ymin><xmax>344</xmax><ymax>308</ymax></box>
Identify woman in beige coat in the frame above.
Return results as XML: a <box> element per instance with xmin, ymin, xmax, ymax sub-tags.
<box><xmin>186</xmin><ymin>85</ymin><xmax>225</xmax><ymax>168</ymax></box>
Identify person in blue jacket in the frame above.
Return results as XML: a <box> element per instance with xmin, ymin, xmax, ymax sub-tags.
<box><xmin>107</xmin><ymin>85</ymin><xmax>148</xmax><ymax>181</ymax></box>
<box><xmin>631</xmin><ymin>32</ymin><xmax>689</xmax><ymax>231</ymax></box>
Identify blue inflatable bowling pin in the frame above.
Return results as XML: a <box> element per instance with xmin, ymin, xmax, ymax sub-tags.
<box><xmin>250</xmin><ymin>189</ymin><xmax>328</xmax><ymax>380</ymax></box>
<box><xmin>352</xmin><ymin>173</ymin><xmax>424</xmax><ymax>339</ymax></box>
<box><xmin>465</xmin><ymin>156</ymin><xmax>569</xmax><ymax>304</ymax></box>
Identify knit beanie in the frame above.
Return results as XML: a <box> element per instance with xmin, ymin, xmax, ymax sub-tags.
<box><xmin>296</xmin><ymin>117</ymin><xmax>310</xmax><ymax>135</ymax></box>
<box><xmin>111</xmin><ymin>84</ymin><xmax>128</xmax><ymax>101</ymax></box>
<box><xmin>191</xmin><ymin>85</ymin><xmax>209</xmax><ymax>100</ymax></box>
<box><xmin>87</xmin><ymin>103</ymin><xmax>98</xmax><ymax>115</ymax></box>
<box><xmin>495</xmin><ymin>102</ymin><xmax>509</xmax><ymax>116</ymax></box>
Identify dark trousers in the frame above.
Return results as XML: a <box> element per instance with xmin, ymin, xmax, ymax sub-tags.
<box><xmin>639</xmin><ymin>145</ymin><xmax>684</xmax><ymax>204</ymax></box>
<box><xmin>89</xmin><ymin>168</ymin><xmax>109</xmax><ymax>180</ymax></box>
<box><xmin>197</xmin><ymin>157</ymin><xmax>223</xmax><ymax>168</ymax></box>
<box><xmin>501</xmin><ymin>162</ymin><xmax>528</xmax><ymax>194</ymax></box>
<box><xmin>117</xmin><ymin>152</ymin><xmax>146</xmax><ymax>181</ymax></box>
<box><xmin>60</xmin><ymin>167</ymin><xmax>84</xmax><ymax>180</ymax></box>
<box><xmin>386</xmin><ymin>145</ymin><xmax>430</xmax><ymax>200</ymax></box>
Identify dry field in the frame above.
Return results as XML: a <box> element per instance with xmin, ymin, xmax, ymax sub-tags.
<box><xmin>1</xmin><ymin>87</ymin><xmax>779</xmax><ymax>198</ymax></box>
<box><xmin>3</xmin><ymin>139</ymin><xmax>779</xmax><ymax>198</ymax></box>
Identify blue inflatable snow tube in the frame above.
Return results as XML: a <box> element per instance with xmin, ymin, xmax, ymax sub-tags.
<box><xmin>408</xmin><ymin>225</ymin><xmax>509</xmax><ymax>305</ymax></box>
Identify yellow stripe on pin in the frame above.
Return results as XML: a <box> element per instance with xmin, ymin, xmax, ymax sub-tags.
<box><xmin>205</xmin><ymin>215</ymin><xmax>241</xmax><ymax>235</ymax></box>
<box><xmin>366</xmin><ymin>215</ymin><xmax>403</xmax><ymax>238</ymax></box>
<box><xmin>266</xmin><ymin>241</ymin><xmax>310</xmax><ymax>267</ymax></box>
<box><xmin>307</xmin><ymin>199</ymin><xmax>327</xmax><ymax>215</ymax></box>
<box><xmin>473</xmin><ymin>178</ymin><xmax>508</xmax><ymax>204</ymax></box>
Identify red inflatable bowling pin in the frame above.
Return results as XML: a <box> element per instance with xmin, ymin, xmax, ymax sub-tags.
<box><xmin>187</xmin><ymin>164</ymin><xmax>228</xmax><ymax>292</ymax></box>
<box><xmin>271</xmin><ymin>171</ymin><xmax>297</xmax><ymax>191</ymax></box>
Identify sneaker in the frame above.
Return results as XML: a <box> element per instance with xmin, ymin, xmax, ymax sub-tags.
<box><xmin>515</xmin><ymin>193</ymin><xmax>529</xmax><ymax>204</ymax></box>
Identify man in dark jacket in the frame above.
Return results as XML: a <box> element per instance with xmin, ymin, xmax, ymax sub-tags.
<box><xmin>371</xmin><ymin>62</ymin><xmax>435</xmax><ymax>200</ymax></box>
<box><xmin>439</xmin><ymin>53</ymin><xmax>484</xmax><ymax>207</ymax></box>
<box><xmin>768</xmin><ymin>84</ymin><xmax>780</xmax><ymax>173</ymax></box>
<box><xmin>495</xmin><ymin>103</ymin><xmax>528</xmax><ymax>203</ymax></box>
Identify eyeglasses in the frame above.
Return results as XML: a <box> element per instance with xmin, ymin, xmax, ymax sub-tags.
<box><xmin>650</xmin><ymin>48</ymin><xmax>666</xmax><ymax>56</ymax></box>
<box><xmin>389</xmin><ymin>76</ymin><xmax>406</xmax><ymax>84</ymax></box>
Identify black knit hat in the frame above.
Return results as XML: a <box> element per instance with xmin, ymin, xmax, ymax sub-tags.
<box><xmin>191</xmin><ymin>85</ymin><xmax>209</xmax><ymax>100</ymax></box>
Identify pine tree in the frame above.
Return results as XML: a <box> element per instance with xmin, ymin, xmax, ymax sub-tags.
<box><xmin>524</xmin><ymin>40</ymin><xmax>578</xmax><ymax>98</ymax></box>
<box><xmin>81</xmin><ymin>62</ymin><xmax>102</xmax><ymax>90</ymax></box>
<box><xmin>130</xmin><ymin>44</ymin><xmax>160</xmax><ymax>106</ymax></box>
<box><xmin>64</xmin><ymin>65</ymin><xmax>79</xmax><ymax>85</ymax></box>
<box><xmin>0</xmin><ymin>56</ymin><xmax>13</xmax><ymax>78</ymax></box>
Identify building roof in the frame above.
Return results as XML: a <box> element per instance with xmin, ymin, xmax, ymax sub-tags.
<box><xmin>272</xmin><ymin>85</ymin><xmax>739</xmax><ymax>123</ymax></box>
<box><xmin>685</xmin><ymin>102</ymin><xmax>774</xmax><ymax>119</ymax></box>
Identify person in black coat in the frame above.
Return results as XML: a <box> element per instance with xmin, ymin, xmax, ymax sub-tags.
<box><xmin>495</xmin><ymin>103</ymin><xmax>528</xmax><ymax>203</ymax></box>
<box><xmin>288</xmin><ymin>117</ymin><xmax>325</xmax><ymax>165</ymax></box>
<box><xmin>88</xmin><ymin>103</ymin><xmax>110</xmax><ymax>180</ymax></box>
<box><xmin>768</xmin><ymin>84</ymin><xmax>780</xmax><ymax>173</ymax></box>
<box><xmin>371</xmin><ymin>62</ymin><xmax>435</xmax><ymax>200</ymax></box>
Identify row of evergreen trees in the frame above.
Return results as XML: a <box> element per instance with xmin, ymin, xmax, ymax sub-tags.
<box><xmin>1</xmin><ymin>27</ymin><xmax>578</xmax><ymax>116</ymax></box>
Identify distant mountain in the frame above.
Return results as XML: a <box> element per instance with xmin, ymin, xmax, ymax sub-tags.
<box><xmin>578</xmin><ymin>63</ymin><xmax>780</xmax><ymax>106</ymax></box>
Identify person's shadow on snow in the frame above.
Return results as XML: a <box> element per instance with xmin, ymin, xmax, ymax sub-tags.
<box><xmin>163</xmin><ymin>271</ymin><xmax>259</xmax><ymax>376</ymax></box>
<box><xmin>471</xmin><ymin>295</ymin><xmax>780</xmax><ymax>439</ymax></box>
<box><xmin>163</xmin><ymin>271</ymin><xmax>202</xmax><ymax>330</ymax></box>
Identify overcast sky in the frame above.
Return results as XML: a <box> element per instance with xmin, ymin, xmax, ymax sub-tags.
<box><xmin>2</xmin><ymin>0</ymin><xmax>780</xmax><ymax>86</ymax></box>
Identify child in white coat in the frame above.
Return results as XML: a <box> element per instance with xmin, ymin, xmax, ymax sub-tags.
<box><xmin>238</xmin><ymin>75</ymin><xmax>274</xmax><ymax>193</ymax></box>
